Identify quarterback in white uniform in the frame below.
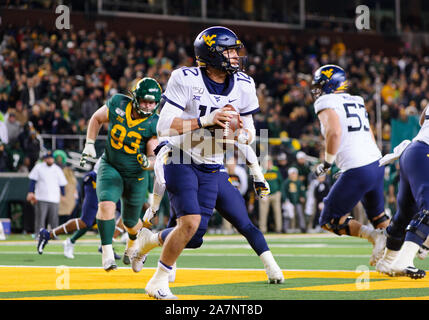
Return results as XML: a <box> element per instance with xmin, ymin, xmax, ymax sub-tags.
<box><xmin>311</xmin><ymin>64</ymin><xmax>389</xmax><ymax>266</ymax></box>
<box><xmin>376</xmin><ymin>104</ymin><xmax>429</xmax><ymax>279</ymax></box>
<box><xmin>134</xmin><ymin>26</ymin><xmax>284</xmax><ymax>300</ymax></box>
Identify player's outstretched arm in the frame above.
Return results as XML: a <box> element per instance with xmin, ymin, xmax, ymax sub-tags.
<box><xmin>235</xmin><ymin>143</ymin><xmax>270</xmax><ymax>199</ymax></box>
<box><xmin>315</xmin><ymin>108</ymin><xmax>341</xmax><ymax>176</ymax></box>
<box><xmin>80</xmin><ymin>105</ymin><xmax>108</xmax><ymax>167</ymax></box>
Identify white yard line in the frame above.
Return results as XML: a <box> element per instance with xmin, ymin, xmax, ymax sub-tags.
<box><xmin>0</xmin><ymin>265</ymin><xmax>363</xmax><ymax>272</ymax></box>
<box><xmin>0</xmin><ymin>251</ymin><xmax>370</xmax><ymax>258</ymax></box>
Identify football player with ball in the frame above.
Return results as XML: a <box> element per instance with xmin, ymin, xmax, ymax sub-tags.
<box><xmin>132</xmin><ymin>26</ymin><xmax>284</xmax><ymax>299</ymax></box>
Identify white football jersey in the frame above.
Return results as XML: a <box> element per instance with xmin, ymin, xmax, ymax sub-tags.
<box><xmin>314</xmin><ymin>93</ymin><xmax>382</xmax><ymax>171</ymax></box>
<box><xmin>161</xmin><ymin>66</ymin><xmax>259</xmax><ymax>165</ymax></box>
<box><xmin>413</xmin><ymin>106</ymin><xmax>429</xmax><ymax>145</ymax></box>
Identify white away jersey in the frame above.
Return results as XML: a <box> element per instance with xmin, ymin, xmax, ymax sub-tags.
<box><xmin>413</xmin><ymin>106</ymin><xmax>429</xmax><ymax>145</ymax></box>
<box><xmin>160</xmin><ymin>66</ymin><xmax>259</xmax><ymax>165</ymax></box>
<box><xmin>314</xmin><ymin>93</ymin><xmax>382</xmax><ymax>171</ymax></box>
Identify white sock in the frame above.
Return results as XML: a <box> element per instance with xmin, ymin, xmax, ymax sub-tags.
<box><xmin>259</xmin><ymin>251</ymin><xmax>279</xmax><ymax>269</ymax></box>
<box><xmin>358</xmin><ymin>225</ymin><xmax>374</xmax><ymax>242</ymax></box>
<box><xmin>394</xmin><ymin>241</ymin><xmax>420</xmax><ymax>268</ymax></box>
<box><xmin>101</xmin><ymin>244</ymin><xmax>114</xmax><ymax>262</ymax></box>
<box><xmin>423</xmin><ymin>236</ymin><xmax>429</xmax><ymax>248</ymax></box>
<box><xmin>382</xmin><ymin>248</ymin><xmax>399</xmax><ymax>264</ymax></box>
<box><xmin>151</xmin><ymin>261</ymin><xmax>171</xmax><ymax>283</ymax></box>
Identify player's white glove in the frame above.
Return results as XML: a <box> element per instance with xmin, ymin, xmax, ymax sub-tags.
<box><xmin>137</xmin><ymin>153</ymin><xmax>150</xmax><ymax>169</ymax></box>
<box><xmin>237</xmin><ymin>130</ymin><xmax>250</xmax><ymax>144</ymax></box>
<box><xmin>80</xmin><ymin>139</ymin><xmax>96</xmax><ymax>167</ymax></box>
<box><xmin>315</xmin><ymin>161</ymin><xmax>332</xmax><ymax>177</ymax></box>
<box><xmin>143</xmin><ymin>207</ymin><xmax>156</xmax><ymax>228</ymax></box>
<box><xmin>199</xmin><ymin>108</ymin><xmax>222</xmax><ymax>127</ymax></box>
<box><xmin>254</xmin><ymin>180</ymin><xmax>270</xmax><ymax>199</ymax></box>
<box><xmin>379</xmin><ymin>139</ymin><xmax>411</xmax><ymax>166</ymax></box>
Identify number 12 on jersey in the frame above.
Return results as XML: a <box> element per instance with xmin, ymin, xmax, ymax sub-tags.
<box><xmin>343</xmin><ymin>103</ymin><xmax>370</xmax><ymax>132</ymax></box>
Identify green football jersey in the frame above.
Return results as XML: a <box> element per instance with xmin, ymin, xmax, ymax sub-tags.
<box><xmin>103</xmin><ymin>94</ymin><xmax>158</xmax><ymax>178</ymax></box>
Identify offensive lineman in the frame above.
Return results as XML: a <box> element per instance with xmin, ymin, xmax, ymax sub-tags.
<box><xmin>133</xmin><ymin>26</ymin><xmax>284</xmax><ymax>299</ymax></box>
<box><xmin>375</xmin><ymin>104</ymin><xmax>429</xmax><ymax>279</ymax></box>
<box><xmin>311</xmin><ymin>65</ymin><xmax>389</xmax><ymax>266</ymax></box>
<box><xmin>79</xmin><ymin>77</ymin><xmax>161</xmax><ymax>271</ymax></box>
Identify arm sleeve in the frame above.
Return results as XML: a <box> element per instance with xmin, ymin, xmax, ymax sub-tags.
<box><xmin>60</xmin><ymin>186</ymin><xmax>65</xmax><ymax>196</ymax></box>
<box><xmin>28</xmin><ymin>165</ymin><xmax>39</xmax><ymax>181</ymax></box>
<box><xmin>58</xmin><ymin>168</ymin><xmax>68</xmax><ymax>187</ymax></box>
<box><xmin>236</xmin><ymin>166</ymin><xmax>248</xmax><ymax>195</ymax></box>
<box><xmin>162</xmin><ymin>70</ymin><xmax>189</xmax><ymax>111</ymax></box>
<box><xmin>241</xmin><ymin>115</ymin><xmax>256</xmax><ymax>144</ymax></box>
<box><xmin>157</xmin><ymin>102</ymin><xmax>184</xmax><ymax>137</ymax></box>
<box><xmin>28</xmin><ymin>179</ymin><xmax>36</xmax><ymax>192</ymax></box>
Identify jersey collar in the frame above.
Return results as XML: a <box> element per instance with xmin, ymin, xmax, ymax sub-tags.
<box><xmin>200</xmin><ymin>68</ymin><xmax>235</xmax><ymax>96</ymax></box>
<box><xmin>125</xmin><ymin>102</ymin><xmax>148</xmax><ymax>128</ymax></box>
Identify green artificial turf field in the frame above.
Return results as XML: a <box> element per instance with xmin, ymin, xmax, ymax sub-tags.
<box><xmin>1</xmin><ymin>232</ymin><xmax>428</xmax><ymax>300</ymax></box>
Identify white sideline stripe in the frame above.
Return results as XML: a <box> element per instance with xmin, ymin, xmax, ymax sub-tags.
<box><xmin>0</xmin><ymin>251</ymin><xmax>370</xmax><ymax>258</ymax></box>
<box><xmin>0</xmin><ymin>265</ymin><xmax>363</xmax><ymax>272</ymax></box>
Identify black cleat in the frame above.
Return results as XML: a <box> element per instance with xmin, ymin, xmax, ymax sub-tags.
<box><xmin>37</xmin><ymin>228</ymin><xmax>50</xmax><ymax>254</ymax></box>
<box><xmin>123</xmin><ymin>251</ymin><xmax>131</xmax><ymax>265</ymax></box>
<box><xmin>404</xmin><ymin>266</ymin><xmax>426</xmax><ymax>279</ymax></box>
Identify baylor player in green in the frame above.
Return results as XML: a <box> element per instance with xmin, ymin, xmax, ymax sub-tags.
<box><xmin>80</xmin><ymin>77</ymin><xmax>161</xmax><ymax>271</ymax></box>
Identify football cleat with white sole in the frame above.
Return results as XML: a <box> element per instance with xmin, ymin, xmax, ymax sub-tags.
<box><xmin>63</xmin><ymin>238</ymin><xmax>74</xmax><ymax>259</ymax></box>
<box><xmin>417</xmin><ymin>245</ymin><xmax>429</xmax><ymax>260</ymax></box>
<box><xmin>376</xmin><ymin>259</ymin><xmax>426</xmax><ymax>279</ymax></box>
<box><xmin>135</xmin><ymin>228</ymin><xmax>159</xmax><ymax>255</ymax></box>
<box><xmin>376</xmin><ymin>257</ymin><xmax>395</xmax><ymax>276</ymax></box>
<box><xmin>131</xmin><ymin>252</ymin><xmax>147</xmax><ymax>273</ymax></box>
<box><xmin>369</xmin><ymin>229</ymin><xmax>386</xmax><ymax>266</ymax></box>
<box><xmin>265</xmin><ymin>266</ymin><xmax>285</xmax><ymax>284</ymax></box>
<box><xmin>145</xmin><ymin>279</ymin><xmax>178</xmax><ymax>300</ymax></box>
<box><xmin>103</xmin><ymin>259</ymin><xmax>118</xmax><ymax>272</ymax></box>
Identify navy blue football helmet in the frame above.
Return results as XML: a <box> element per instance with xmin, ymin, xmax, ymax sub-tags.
<box><xmin>311</xmin><ymin>64</ymin><xmax>348</xmax><ymax>99</ymax></box>
<box><xmin>194</xmin><ymin>26</ymin><xmax>245</xmax><ymax>74</ymax></box>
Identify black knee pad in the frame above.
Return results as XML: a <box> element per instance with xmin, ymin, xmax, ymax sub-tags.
<box><xmin>371</xmin><ymin>214</ymin><xmax>389</xmax><ymax>228</ymax></box>
<box><xmin>185</xmin><ymin>227</ymin><xmax>206</xmax><ymax>249</ymax></box>
<box><xmin>324</xmin><ymin>216</ymin><xmax>354</xmax><ymax>236</ymax></box>
<box><xmin>406</xmin><ymin>210</ymin><xmax>429</xmax><ymax>244</ymax></box>
<box><xmin>386</xmin><ymin>223</ymin><xmax>406</xmax><ymax>251</ymax></box>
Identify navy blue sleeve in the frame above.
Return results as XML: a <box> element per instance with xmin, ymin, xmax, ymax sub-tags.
<box><xmin>29</xmin><ymin>179</ymin><xmax>37</xmax><ymax>193</ymax></box>
<box><xmin>60</xmin><ymin>186</ymin><xmax>65</xmax><ymax>196</ymax></box>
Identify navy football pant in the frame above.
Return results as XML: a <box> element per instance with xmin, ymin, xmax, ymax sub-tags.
<box><xmin>162</xmin><ymin>164</ymin><xmax>269</xmax><ymax>255</ymax></box>
<box><xmin>319</xmin><ymin>160</ymin><xmax>385</xmax><ymax>227</ymax></box>
<box><xmin>387</xmin><ymin>141</ymin><xmax>429</xmax><ymax>248</ymax></box>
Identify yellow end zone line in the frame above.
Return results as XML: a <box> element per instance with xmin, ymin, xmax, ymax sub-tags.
<box><xmin>1</xmin><ymin>266</ymin><xmax>428</xmax><ymax>299</ymax></box>
<box><xmin>0</xmin><ymin>266</ymin><xmax>411</xmax><ymax>292</ymax></box>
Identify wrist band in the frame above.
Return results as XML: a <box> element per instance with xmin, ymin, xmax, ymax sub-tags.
<box><xmin>197</xmin><ymin>118</ymin><xmax>202</xmax><ymax>128</ymax></box>
<box><xmin>325</xmin><ymin>152</ymin><xmax>336</xmax><ymax>165</ymax></box>
<box><xmin>86</xmin><ymin>138</ymin><xmax>95</xmax><ymax>144</ymax></box>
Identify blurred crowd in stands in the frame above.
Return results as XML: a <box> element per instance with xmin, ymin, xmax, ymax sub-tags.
<box><xmin>0</xmin><ymin>24</ymin><xmax>426</xmax><ymax>233</ymax></box>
